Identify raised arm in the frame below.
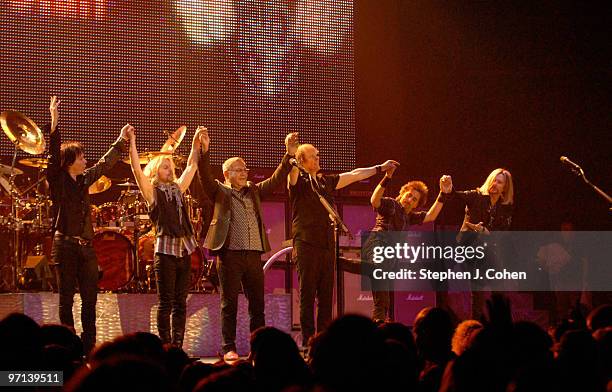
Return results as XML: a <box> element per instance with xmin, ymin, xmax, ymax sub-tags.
<box><xmin>288</xmin><ymin>166</ymin><xmax>300</xmax><ymax>187</ymax></box>
<box><xmin>177</xmin><ymin>126</ymin><xmax>205</xmax><ymax>193</ymax></box>
<box><xmin>46</xmin><ymin>96</ymin><xmax>61</xmax><ymax>182</ymax></box>
<box><xmin>423</xmin><ymin>175</ymin><xmax>453</xmax><ymax>223</ymax></box>
<box><xmin>259</xmin><ymin>132</ymin><xmax>298</xmax><ymax>198</ymax></box>
<box><xmin>286</xmin><ymin>133</ymin><xmax>301</xmax><ymax>187</ymax></box>
<box><xmin>453</xmin><ymin>189</ymin><xmax>479</xmax><ymax>206</ymax></box>
<box><xmin>336</xmin><ymin>160</ymin><xmax>399</xmax><ymax>190</ymax></box>
<box><xmin>83</xmin><ymin>125</ymin><xmax>128</xmax><ymax>185</ymax></box>
<box><xmin>370</xmin><ymin>164</ymin><xmax>397</xmax><ymax>209</ymax></box>
<box><xmin>196</xmin><ymin>128</ymin><xmax>220</xmax><ymax>199</ymax></box>
<box><xmin>50</xmin><ymin>95</ymin><xmax>59</xmax><ymax>134</ymax></box>
<box><xmin>126</xmin><ymin>125</ymin><xmax>154</xmax><ymax>206</ymax></box>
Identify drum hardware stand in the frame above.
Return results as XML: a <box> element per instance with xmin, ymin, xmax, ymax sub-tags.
<box><xmin>2</xmin><ymin>109</ymin><xmax>46</xmax><ymax>292</ymax></box>
<box><xmin>132</xmin><ymin>212</ymin><xmax>146</xmax><ymax>293</ymax></box>
<box><xmin>8</xmin><ymin>142</ymin><xmax>22</xmax><ymax>292</ymax></box>
<box><xmin>145</xmin><ymin>264</ymin><xmax>155</xmax><ymax>292</ymax></box>
<box><xmin>20</xmin><ymin>173</ymin><xmax>49</xmax><ymax>229</ymax></box>
<box><xmin>125</xmin><ymin>199</ymin><xmax>150</xmax><ymax>294</ymax></box>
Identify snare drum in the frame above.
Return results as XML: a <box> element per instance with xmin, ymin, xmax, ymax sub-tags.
<box><xmin>125</xmin><ymin>200</ymin><xmax>149</xmax><ymax>222</ymax></box>
<box><xmin>93</xmin><ymin>230</ymin><xmax>133</xmax><ymax>291</ymax></box>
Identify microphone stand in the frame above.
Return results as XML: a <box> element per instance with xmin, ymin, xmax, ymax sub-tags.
<box><xmin>307</xmin><ymin>173</ymin><xmax>353</xmax><ymax>316</ymax></box>
<box><xmin>566</xmin><ymin>162</ymin><xmax>612</xmax><ymax>212</ymax></box>
<box><xmin>18</xmin><ymin>175</ymin><xmax>47</xmax><ymax>197</ymax></box>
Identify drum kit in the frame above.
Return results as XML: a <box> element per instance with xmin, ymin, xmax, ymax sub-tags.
<box><xmin>1</xmin><ymin>112</ymin><xmax>213</xmax><ymax>293</ymax></box>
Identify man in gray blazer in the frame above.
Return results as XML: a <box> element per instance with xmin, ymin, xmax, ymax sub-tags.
<box><xmin>198</xmin><ymin>129</ymin><xmax>298</xmax><ymax>361</ymax></box>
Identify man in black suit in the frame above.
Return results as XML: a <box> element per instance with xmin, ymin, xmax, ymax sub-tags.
<box><xmin>198</xmin><ymin>129</ymin><xmax>298</xmax><ymax>361</ymax></box>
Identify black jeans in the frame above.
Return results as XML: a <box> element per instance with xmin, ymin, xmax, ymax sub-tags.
<box><xmin>154</xmin><ymin>252</ymin><xmax>191</xmax><ymax>347</ymax></box>
<box><xmin>51</xmin><ymin>236</ymin><xmax>98</xmax><ymax>354</ymax></box>
<box><xmin>216</xmin><ymin>249</ymin><xmax>265</xmax><ymax>354</ymax></box>
<box><xmin>293</xmin><ymin>240</ymin><xmax>334</xmax><ymax>346</ymax></box>
<box><xmin>372</xmin><ymin>285</ymin><xmax>393</xmax><ymax>321</ymax></box>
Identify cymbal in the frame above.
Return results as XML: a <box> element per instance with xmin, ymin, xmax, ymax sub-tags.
<box><xmin>19</xmin><ymin>157</ymin><xmax>49</xmax><ymax>169</ymax></box>
<box><xmin>122</xmin><ymin>151</ymin><xmax>174</xmax><ymax>165</ymax></box>
<box><xmin>161</xmin><ymin>125</ymin><xmax>187</xmax><ymax>152</ymax></box>
<box><xmin>173</xmin><ymin>154</ymin><xmax>186</xmax><ymax>165</ymax></box>
<box><xmin>1</xmin><ymin>110</ymin><xmax>45</xmax><ymax>155</ymax></box>
<box><xmin>88</xmin><ymin>175</ymin><xmax>112</xmax><ymax>195</ymax></box>
<box><xmin>0</xmin><ymin>163</ymin><xmax>23</xmax><ymax>176</ymax></box>
<box><xmin>116</xmin><ymin>181</ymin><xmax>137</xmax><ymax>187</ymax></box>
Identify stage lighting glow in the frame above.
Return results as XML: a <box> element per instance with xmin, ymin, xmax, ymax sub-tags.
<box><xmin>9</xmin><ymin>0</ymin><xmax>107</xmax><ymax>19</ymax></box>
<box><xmin>231</xmin><ymin>1</ymin><xmax>297</xmax><ymax>96</ymax></box>
<box><xmin>1</xmin><ymin>1</ymin><xmax>355</xmax><ymax>170</ymax></box>
<box><xmin>174</xmin><ymin>0</ymin><xmax>235</xmax><ymax>45</ymax></box>
<box><xmin>295</xmin><ymin>0</ymin><xmax>352</xmax><ymax>54</ymax></box>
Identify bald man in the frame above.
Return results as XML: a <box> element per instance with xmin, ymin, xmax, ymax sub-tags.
<box><xmin>289</xmin><ymin>143</ymin><xmax>397</xmax><ymax>346</ymax></box>
<box><xmin>198</xmin><ymin>130</ymin><xmax>298</xmax><ymax>361</ymax></box>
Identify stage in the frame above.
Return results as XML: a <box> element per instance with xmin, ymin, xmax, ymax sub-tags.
<box><xmin>0</xmin><ymin>293</ymin><xmax>292</xmax><ymax>357</ymax></box>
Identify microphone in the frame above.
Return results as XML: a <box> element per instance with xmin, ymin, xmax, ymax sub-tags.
<box><xmin>560</xmin><ymin>156</ymin><xmax>583</xmax><ymax>174</ymax></box>
<box><xmin>289</xmin><ymin>158</ymin><xmax>307</xmax><ymax>174</ymax></box>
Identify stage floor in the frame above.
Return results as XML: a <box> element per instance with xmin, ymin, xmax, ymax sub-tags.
<box><xmin>0</xmin><ymin>293</ymin><xmax>292</xmax><ymax>357</ymax></box>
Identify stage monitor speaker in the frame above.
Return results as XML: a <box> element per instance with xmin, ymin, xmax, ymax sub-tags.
<box><xmin>393</xmin><ymin>291</ymin><xmax>436</xmax><ymax>326</ymax></box>
<box><xmin>341</xmin><ymin>269</ymin><xmax>372</xmax><ymax>318</ymax></box>
<box><xmin>340</xmin><ymin>272</ymin><xmax>436</xmax><ymax>326</ymax></box>
<box><xmin>20</xmin><ymin>255</ymin><xmax>54</xmax><ymax>291</ymax></box>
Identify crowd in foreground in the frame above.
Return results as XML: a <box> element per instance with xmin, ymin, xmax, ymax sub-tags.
<box><xmin>1</xmin><ymin>294</ymin><xmax>610</xmax><ymax>392</ymax></box>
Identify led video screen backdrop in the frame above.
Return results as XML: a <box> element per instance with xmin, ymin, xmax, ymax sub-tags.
<box><xmin>0</xmin><ymin>0</ymin><xmax>355</xmax><ymax>169</ymax></box>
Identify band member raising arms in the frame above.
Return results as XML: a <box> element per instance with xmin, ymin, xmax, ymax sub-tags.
<box><xmin>126</xmin><ymin>124</ymin><xmax>205</xmax><ymax>347</ymax></box>
<box><xmin>367</xmin><ymin>165</ymin><xmax>453</xmax><ymax>322</ymax></box>
<box><xmin>47</xmin><ymin>96</ymin><xmax>128</xmax><ymax>354</ymax></box>
<box><xmin>288</xmin><ymin>143</ymin><xmax>398</xmax><ymax>347</ymax></box>
<box><xmin>197</xmin><ymin>129</ymin><xmax>298</xmax><ymax>362</ymax></box>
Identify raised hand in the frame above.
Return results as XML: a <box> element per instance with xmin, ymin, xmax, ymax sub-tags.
<box><xmin>49</xmin><ymin>96</ymin><xmax>60</xmax><ymax>132</ymax></box>
<box><xmin>440</xmin><ymin>175</ymin><xmax>453</xmax><ymax>193</ymax></box>
<box><xmin>121</xmin><ymin>124</ymin><xmax>135</xmax><ymax>143</ymax></box>
<box><xmin>285</xmin><ymin>132</ymin><xmax>299</xmax><ymax>155</ymax></box>
<box><xmin>193</xmin><ymin>126</ymin><xmax>206</xmax><ymax>149</ymax></box>
<box><xmin>379</xmin><ymin>160</ymin><xmax>400</xmax><ymax>172</ymax></box>
<box><xmin>199</xmin><ymin>127</ymin><xmax>210</xmax><ymax>153</ymax></box>
<box><xmin>385</xmin><ymin>164</ymin><xmax>397</xmax><ymax>178</ymax></box>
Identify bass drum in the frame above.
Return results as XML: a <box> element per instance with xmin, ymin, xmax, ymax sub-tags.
<box><xmin>137</xmin><ymin>233</ymin><xmax>204</xmax><ymax>291</ymax></box>
<box><xmin>93</xmin><ymin>230</ymin><xmax>133</xmax><ymax>291</ymax></box>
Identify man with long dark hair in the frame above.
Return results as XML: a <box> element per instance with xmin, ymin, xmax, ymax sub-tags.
<box><xmin>47</xmin><ymin>96</ymin><xmax>128</xmax><ymax>354</ymax></box>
